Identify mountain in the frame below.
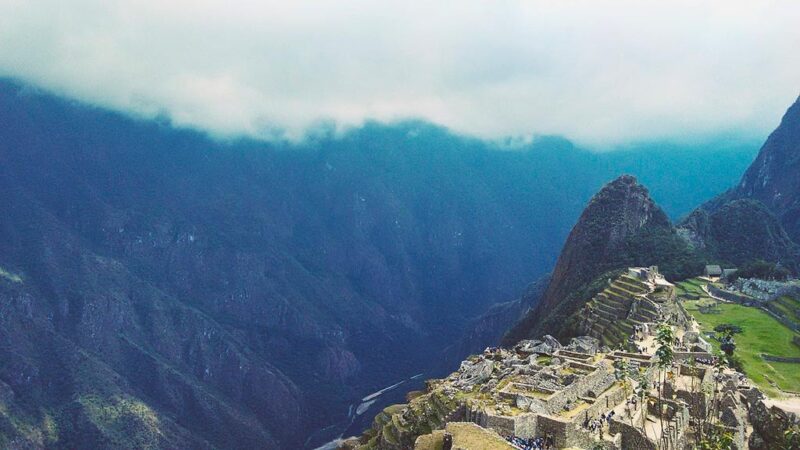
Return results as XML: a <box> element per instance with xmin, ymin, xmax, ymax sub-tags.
<box><xmin>678</xmin><ymin>95</ymin><xmax>800</xmax><ymax>271</ymax></box>
<box><xmin>503</xmin><ymin>94</ymin><xmax>800</xmax><ymax>350</ymax></box>
<box><xmin>679</xmin><ymin>200</ymin><xmax>799</xmax><ymax>270</ymax></box>
<box><xmin>0</xmin><ymin>79</ymin><xmax>757</xmax><ymax>448</ymax></box>
<box><xmin>503</xmin><ymin>175</ymin><xmax>703</xmax><ymax>345</ymax></box>
<box><xmin>733</xmin><ymin>96</ymin><xmax>800</xmax><ymax>241</ymax></box>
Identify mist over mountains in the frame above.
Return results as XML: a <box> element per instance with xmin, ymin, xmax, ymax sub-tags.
<box><xmin>0</xmin><ymin>79</ymin><xmax>762</xmax><ymax>448</ymax></box>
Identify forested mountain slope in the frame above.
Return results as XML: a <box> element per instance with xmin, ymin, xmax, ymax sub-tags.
<box><xmin>0</xmin><ymin>79</ymin><xmax>756</xmax><ymax>448</ymax></box>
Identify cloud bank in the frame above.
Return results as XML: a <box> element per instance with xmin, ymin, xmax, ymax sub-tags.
<box><xmin>1</xmin><ymin>0</ymin><xmax>798</xmax><ymax>147</ymax></box>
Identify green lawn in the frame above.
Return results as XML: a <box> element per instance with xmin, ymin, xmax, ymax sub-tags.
<box><xmin>684</xmin><ymin>299</ymin><xmax>800</xmax><ymax>397</ymax></box>
<box><xmin>676</xmin><ymin>278</ymin><xmax>707</xmax><ymax>297</ymax></box>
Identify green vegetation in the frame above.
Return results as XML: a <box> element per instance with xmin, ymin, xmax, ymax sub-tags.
<box><xmin>0</xmin><ymin>267</ymin><xmax>23</xmax><ymax>284</ymax></box>
<box><xmin>619</xmin><ymin>226</ymin><xmax>706</xmax><ymax>282</ymax></box>
<box><xmin>731</xmin><ymin>260</ymin><xmax>791</xmax><ymax>281</ymax></box>
<box><xmin>77</xmin><ymin>394</ymin><xmax>163</xmax><ymax>449</ymax></box>
<box><xmin>690</xmin><ymin>200</ymin><xmax>800</xmax><ymax>272</ymax></box>
<box><xmin>684</xmin><ymin>299</ymin><xmax>800</xmax><ymax>396</ymax></box>
<box><xmin>713</xmin><ymin>323</ymin><xmax>743</xmax><ymax>335</ymax></box>
<box><xmin>676</xmin><ymin>278</ymin><xmax>707</xmax><ymax>297</ymax></box>
<box><xmin>771</xmin><ymin>296</ymin><xmax>800</xmax><ymax>326</ymax></box>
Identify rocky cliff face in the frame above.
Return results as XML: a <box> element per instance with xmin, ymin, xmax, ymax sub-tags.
<box><xmin>503</xmin><ymin>175</ymin><xmax>702</xmax><ymax>344</ymax></box>
<box><xmin>734</xmin><ymin>96</ymin><xmax>800</xmax><ymax>242</ymax></box>
<box><xmin>678</xmin><ymin>96</ymin><xmax>800</xmax><ymax>271</ymax></box>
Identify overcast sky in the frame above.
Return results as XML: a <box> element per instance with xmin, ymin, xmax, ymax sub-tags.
<box><xmin>1</xmin><ymin>0</ymin><xmax>798</xmax><ymax>148</ymax></box>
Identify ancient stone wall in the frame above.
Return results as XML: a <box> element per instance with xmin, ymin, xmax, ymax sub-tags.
<box><xmin>535</xmin><ymin>415</ymin><xmax>570</xmax><ymax>447</ymax></box>
<box><xmin>609</xmin><ymin>416</ymin><xmax>656</xmax><ymax>450</ymax></box>
<box><xmin>761</xmin><ymin>354</ymin><xmax>800</xmax><ymax>363</ymax></box>
<box><xmin>707</xmin><ymin>285</ymin><xmax>758</xmax><ymax>305</ymax></box>
<box><xmin>537</xmin><ymin>363</ymin><xmax>615</xmax><ymax>416</ymax></box>
<box><xmin>672</xmin><ymin>351</ymin><xmax>713</xmax><ymax>363</ymax></box>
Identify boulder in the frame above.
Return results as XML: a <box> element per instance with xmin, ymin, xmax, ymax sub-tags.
<box><xmin>542</xmin><ymin>335</ymin><xmax>562</xmax><ymax>350</ymax></box>
<box><xmin>455</xmin><ymin>360</ymin><xmax>494</xmax><ymax>387</ymax></box>
<box><xmin>567</xmin><ymin>336</ymin><xmax>600</xmax><ymax>355</ymax></box>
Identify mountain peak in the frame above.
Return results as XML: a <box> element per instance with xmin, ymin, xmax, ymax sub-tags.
<box><xmin>502</xmin><ymin>175</ymin><xmax>699</xmax><ymax>345</ymax></box>
<box><xmin>733</xmin><ymin>96</ymin><xmax>800</xmax><ymax>241</ymax></box>
<box><xmin>608</xmin><ymin>173</ymin><xmax>640</xmax><ymax>186</ymax></box>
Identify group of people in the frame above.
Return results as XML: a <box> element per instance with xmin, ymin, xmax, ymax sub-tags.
<box><xmin>505</xmin><ymin>434</ymin><xmax>554</xmax><ymax>450</ymax></box>
<box><xmin>581</xmin><ymin>410</ymin><xmax>616</xmax><ymax>438</ymax></box>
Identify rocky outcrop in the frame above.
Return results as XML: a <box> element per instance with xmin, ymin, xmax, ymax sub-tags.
<box><xmin>745</xmin><ymin>389</ymin><xmax>800</xmax><ymax>449</ymax></box>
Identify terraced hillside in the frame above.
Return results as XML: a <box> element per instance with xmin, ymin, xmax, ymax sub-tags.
<box><xmin>575</xmin><ymin>272</ymin><xmax>666</xmax><ymax>347</ymax></box>
<box><xmin>768</xmin><ymin>295</ymin><xmax>800</xmax><ymax>329</ymax></box>
<box><xmin>355</xmin><ymin>386</ymin><xmax>463</xmax><ymax>450</ymax></box>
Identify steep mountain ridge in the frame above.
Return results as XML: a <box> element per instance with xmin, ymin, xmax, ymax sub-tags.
<box><xmin>503</xmin><ymin>175</ymin><xmax>702</xmax><ymax>345</ymax></box>
<box><xmin>734</xmin><ymin>95</ymin><xmax>800</xmax><ymax>241</ymax></box>
<box><xmin>678</xmin><ymin>95</ymin><xmax>800</xmax><ymax>270</ymax></box>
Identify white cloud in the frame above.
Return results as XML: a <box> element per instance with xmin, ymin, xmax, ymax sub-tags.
<box><xmin>0</xmin><ymin>0</ymin><xmax>798</xmax><ymax>147</ymax></box>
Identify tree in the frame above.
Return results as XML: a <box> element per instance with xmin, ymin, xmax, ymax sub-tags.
<box><xmin>614</xmin><ymin>358</ymin><xmax>639</xmax><ymax>427</ymax></box>
<box><xmin>634</xmin><ymin>372</ymin><xmax>650</xmax><ymax>431</ymax></box>
<box><xmin>697</xmin><ymin>428</ymin><xmax>734</xmax><ymax>450</ymax></box>
<box><xmin>655</xmin><ymin>323</ymin><xmax>675</xmax><ymax>450</ymax></box>
<box><xmin>719</xmin><ymin>331</ymin><xmax>736</xmax><ymax>361</ymax></box>
<box><xmin>784</xmin><ymin>424</ymin><xmax>800</xmax><ymax>450</ymax></box>
<box><xmin>713</xmin><ymin>323</ymin><xmax>742</xmax><ymax>335</ymax></box>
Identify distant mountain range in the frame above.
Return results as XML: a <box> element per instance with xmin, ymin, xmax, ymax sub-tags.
<box><xmin>0</xmin><ymin>78</ymin><xmax>767</xmax><ymax>449</ymax></box>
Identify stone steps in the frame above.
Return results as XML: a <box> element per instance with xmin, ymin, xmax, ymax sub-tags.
<box><xmin>639</xmin><ymin>298</ymin><xmax>661</xmax><ymax>314</ymax></box>
<box><xmin>594</xmin><ymin>301</ymin><xmax>625</xmax><ymax>318</ymax></box>
<box><xmin>619</xmin><ymin>275</ymin><xmax>650</xmax><ymax>290</ymax></box>
<box><xmin>592</xmin><ymin>306</ymin><xmax>619</xmax><ymax>323</ymax></box>
<box><xmin>607</xmin><ymin>285</ymin><xmax>636</xmax><ymax>299</ymax></box>
<box><xmin>630</xmin><ymin>305</ymin><xmax>658</xmax><ymax>322</ymax></box>
<box><xmin>616</xmin><ymin>279</ymin><xmax>650</xmax><ymax>294</ymax></box>
<box><xmin>603</xmin><ymin>289</ymin><xmax>632</xmax><ymax>309</ymax></box>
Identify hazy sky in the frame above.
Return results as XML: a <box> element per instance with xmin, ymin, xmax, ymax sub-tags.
<box><xmin>1</xmin><ymin>0</ymin><xmax>798</xmax><ymax>147</ymax></box>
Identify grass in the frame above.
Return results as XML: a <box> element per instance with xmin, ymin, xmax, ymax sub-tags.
<box><xmin>446</xmin><ymin>422</ymin><xmax>514</xmax><ymax>449</ymax></box>
<box><xmin>676</xmin><ymin>278</ymin><xmax>706</xmax><ymax>297</ymax></box>
<box><xmin>413</xmin><ymin>423</ymin><xmax>517</xmax><ymax>450</ymax></box>
<box><xmin>684</xmin><ymin>299</ymin><xmax>800</xmax><ymax>396</ymax></box>
<box><xmin>772</xmin><ymin>296</ymin><xmax>800</xmax><ymax>323</ymax></box>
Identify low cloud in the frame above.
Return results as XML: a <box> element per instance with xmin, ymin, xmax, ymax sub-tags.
<box><xmin>1</xmin><ymin>0</ymin><xmax>798</xmax><ymax>147</ymax></box>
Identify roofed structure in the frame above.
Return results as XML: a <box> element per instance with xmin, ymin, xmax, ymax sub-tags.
<box><xmin>704</xmin><ymin>265</ymin><xmax>722</xmax><ymax>278</ymax></box>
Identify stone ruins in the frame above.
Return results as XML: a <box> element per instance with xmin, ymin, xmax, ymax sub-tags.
<box><xmin>341</xmin><ymin>267</ymin><xmax>800</xmax><ymax>450</ymax></box>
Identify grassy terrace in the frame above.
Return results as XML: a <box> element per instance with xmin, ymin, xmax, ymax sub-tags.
<box><xmin>683</xmin><ymin>297</ymin><xmax>800</xmax><ymax>397</ymax></box>
<box><xmin>675</xmin><ymin>278</ymin><xmax>706</xmax><ymax>297</ymax></box>
<box><xmin>772</xmin><ymin>296</ymin><xmax>800</xmax><ymax>325</ymax></box>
